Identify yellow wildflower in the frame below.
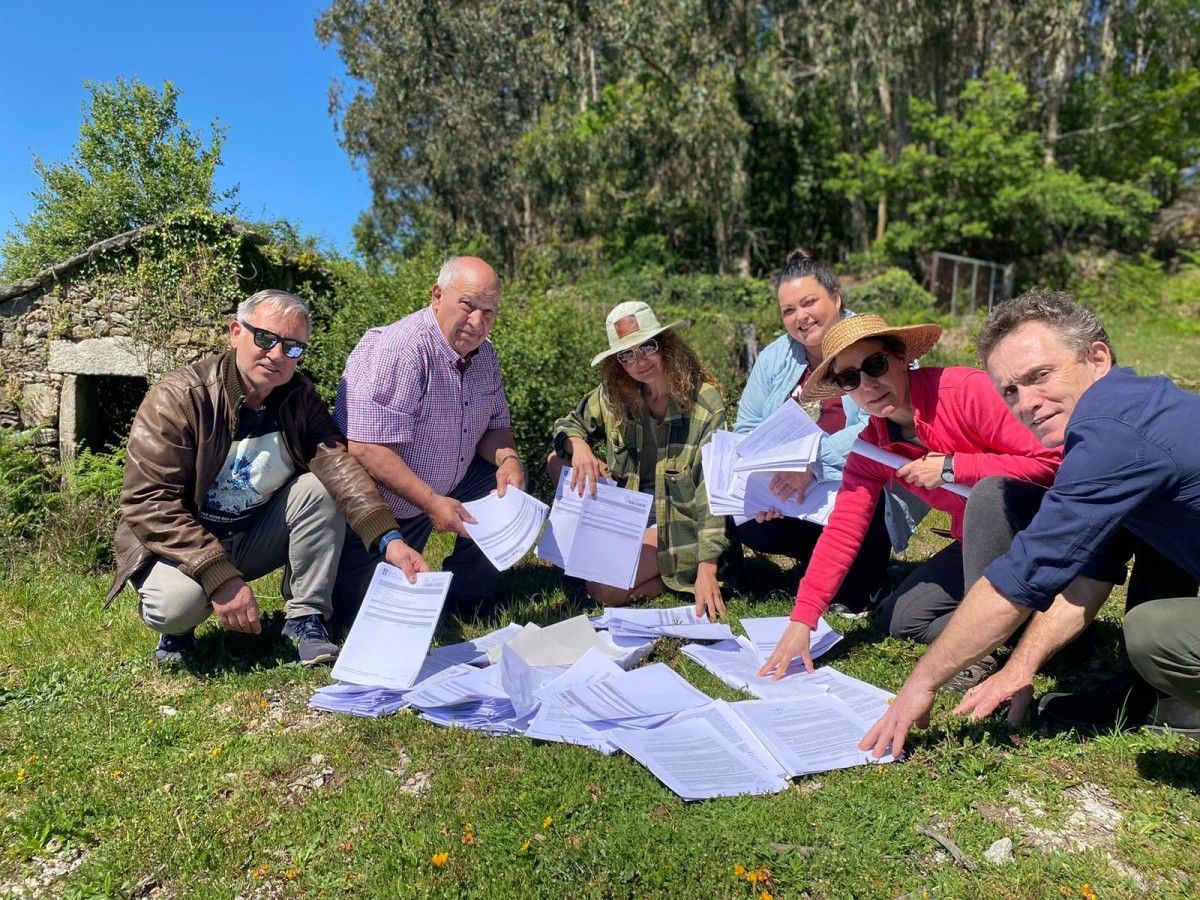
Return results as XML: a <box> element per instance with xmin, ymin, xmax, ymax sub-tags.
<box><xmin>747</xmin><ymin>871</ymin><xmax>760</xmax><ymax>885</ymax></box>
<box><xmin>543</xmin><ymin>816</ymin><xmax>554</xmax><ymax>829</ymax></box>
<box><xmin>520</xmin><ymin>840</ymin><xmax>531</xmax><ymax>852</ymax></box>
<box><xmin>251</xmin><ymin>863</ymin><xmax>270</xmax><ymax>879</ymax></box>
<box><xmin>259</xmin><ymin>700</ymin><xmax>269</xmax><ymax>710</ymax></box>
<box><xmin>16</xmin><ymin>770</ymin><xmax>27</xmax><ymax>783</ymax></box>
<box><xmin>209</xmin><ymin>746</ymin><xmax>222</xmax><ymax>759</ymax></box>
<box><xmin>112</xmin><ymin>769</ymin><xmax>123</xmax><ymax>780</ymax></box>
<box><xmin>733</xmin><ymin>864</ymin><xmax>746</xmax><ymax>877</ymax></box>
<box><xmin>431</xmin><ymin>851</ymin><xmax>450</xmax><ymax>868</ymax></box>
<box><xmin>27</xmin><ymin>755</ymin><xmax>38</xmax><ymax>764</ymax></box>
<box><xmin>1081</xmin><ymin>886</ymin><xmax>1098</xmax><ymax>900</ymax></box>
<box><xmin>461</xmin><ymin>825</ymin><xmax>476</xmax><ymax>846</ymax></box>
<box><xmin>285</xmin><ymin>868</ymin><xmax>300</xmax><ymax>880</ymax></box>
<box><xmin>761</xmin><ymin>892</ymin><xmax>774</xmax><ymax>900</ymax></box>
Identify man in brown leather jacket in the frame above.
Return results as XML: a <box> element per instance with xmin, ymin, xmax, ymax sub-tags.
<box><xmin>107</xmin><ymin>289</ymin><xmax>427</xmax><ymax>665</ymax></box>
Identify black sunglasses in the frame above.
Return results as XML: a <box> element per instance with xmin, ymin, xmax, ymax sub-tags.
<box><xmin>828</xmin><ymin>351</ymin><xmax>891</xmax><ymax>392</ymax></box>
<box><xmin>240</xmin><ymin>321</ymin><xmax>307</xmax><ymax>359</ymax></box>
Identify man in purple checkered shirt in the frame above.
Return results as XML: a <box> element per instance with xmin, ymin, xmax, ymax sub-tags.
<box><xmin>331</xmin><ymin>256</ymin><xmax>524</xmax><ymax>619</ymax></box>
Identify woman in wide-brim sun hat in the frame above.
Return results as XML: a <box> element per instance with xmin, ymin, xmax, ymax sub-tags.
<box><xmin>758</xmin><ymin>313</ymin><xmax>1062</xmax><ymax>684</ymax></box>
<box><xmin>549</xmin><ymin>300</ymin><xmax>731</xmax><ymax>619</ymax></box>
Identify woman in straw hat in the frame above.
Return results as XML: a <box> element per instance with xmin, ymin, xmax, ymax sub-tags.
<box><xmin>549</xmin><ymin>301</ymin><xmax>730</xmax><ymax>618</ymax></box>
<box><xmin>757</xmin><ymin>314</ymin><xmax>1061</xmax><ymax>683</ymax></box>
<box><xmin>734</xmin><ymin>249</ymin><xmax>926</xmax><ymax>617</ymax></box>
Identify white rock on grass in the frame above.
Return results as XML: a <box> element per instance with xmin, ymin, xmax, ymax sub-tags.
<box><xmin>985</xmin><ymin>837</ymin><xmax>1014</xmax><ymax>865</ymax></box>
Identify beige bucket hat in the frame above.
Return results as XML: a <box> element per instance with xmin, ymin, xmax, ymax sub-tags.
<box><xmin>800</xmin><ymin>314</ymin><xmax>943</xmax><ymax>401</ymax></box>
<box><xmin>590</xmin><ymin>301</ymin><xmax>685</xmax><ymax>367</ymax></box>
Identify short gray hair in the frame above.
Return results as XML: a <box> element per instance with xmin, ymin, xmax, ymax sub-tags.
<box><xmin>237</xmin><ymin>289</ymin><xmax>311</xmax><ymax>325</ymax></box>
<box><xmin>437</xmin><ymin>256</ymin><xmax>468</xmax><ymax>290</ymax></box>
<box><xmin>977</xmin><ymin>290</ymin><xmax>1116</xmax><ymax>366</ymax></box>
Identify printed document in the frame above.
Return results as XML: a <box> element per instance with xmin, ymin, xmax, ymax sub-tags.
<box><xmin>733</xmin><ymin>695</ymin><xmax>894</xmax><ymax>776</ymax></box>
<box><xmin>331</xmin><ymin>567</ymin><xmax>452</xmax><ymax>690</ymax></box>
<box><xmin>462</xmin><ymin>487</ymin><xmax>549</xmax><ymax>571</ymax></box>
<box><xmin>536</xmin><ymin>466</ymin><xmax>615</xmax><ymax>567</ymax></box>
<box><xmin>562</xmin><ymin>482</ymin><xmax>654</xmax><ymax>589</ymax></box>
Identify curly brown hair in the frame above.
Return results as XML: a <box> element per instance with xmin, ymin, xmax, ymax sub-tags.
<box><xmin>598</xmin><ymin>329</ymin><xmax>723</xmax><ymax>430</ymax></box>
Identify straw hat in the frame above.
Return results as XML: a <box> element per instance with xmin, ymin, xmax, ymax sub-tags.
<box><xmin>799</xmin><ymin>314</ymin><xmax>942</xmax><ymax>401</ymax></box>
<box><xmin>590</xmin><ymin>301</ymin><xmax>684</xmax><ymax>367</ymax></box>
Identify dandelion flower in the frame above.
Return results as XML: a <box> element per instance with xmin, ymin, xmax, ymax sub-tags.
<box><xmin>16</xmin><ymin>770</ymin><xmax>27</xmax><ymax>783</ymax></box>
<box><xmin>112</xmin><ymin>769</ymin><xmax>123</xmax><ymax>780</ymax></box>
<box><xmin>761</xmin><ymin>892</ymin><xmax>773</xmax><ymax>900</ymax></box>
<box><xmin>251</xmin><ymin>864</ymin><xmax>270</xmax><ymax>879</ymax></box>
<box><xmin>733</xmin><ymin>864</ymin><xmax>746</xmax><ymax>877</ymax></box>
<box><xmin>1081</xmin><ymin>886</ymin><xmax>1098</xmax><ymax>900</ymax></box>
<box><xmin>543</xmin><ymin>816</ymin><xmax>554</xmax><ymax>829</ymax></box>
<box><xmin>520</xmin><ymin>840</ymin><xmax>531</xmax><ymax>853</ymax></box>
<box><xmin>431</xmin><ymin>852</ymin><xmax>450</xmax><ymax>868</ymax></box>
<box><xmin>210</xmin><ymin>746</ymin><xmax>222</xmax><ymax>759</ymax></box>
<box><xmin>285</xmin><ymin>868</ymin><xmax>300</xmax><ymax>880</ymax></box>
<box><xmin>259</xmin><ymin>700</ymin><xmax>269</xmax><ymax>710</ymax></box>
<box><xmin>746</xmin><ymin>871</ymin><xmax>759</xmax><ymax>885</ymax></box>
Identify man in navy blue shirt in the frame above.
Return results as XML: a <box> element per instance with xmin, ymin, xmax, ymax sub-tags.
<box><xmin>862</xmin><ymin>291</ymin><xmax>1200</xmax><ymax>758</ymax></box>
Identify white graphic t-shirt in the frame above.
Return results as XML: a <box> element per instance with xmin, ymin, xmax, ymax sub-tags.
<box><xmin>200</xmin><ymin>403</ymin><xmax>296</xmax><ymax>535</ymax></box>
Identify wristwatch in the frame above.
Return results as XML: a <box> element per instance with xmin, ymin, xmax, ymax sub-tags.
<box><xmin>941</xmin><ymin>455</ymin><xmax>955</xmax><ymax>484</ymax></box>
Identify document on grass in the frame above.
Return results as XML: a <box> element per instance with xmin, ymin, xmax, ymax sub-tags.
<box><xmin>680</xmin><ymin>638</ymin><xmax>831</xmax><ymax>700</ymax></box>
<box><xmin>739</xmin><ymin>615</ymin><xmax>843</xmax><ymax>663</ymax></box>
<box><xmin>562</xmin><ymin>482</ymin><xmax>654</xmax><ymax>589</ymax></box>
<box><xmin>850</xmin><ymin>439</ymin><xmax>971</xmax><ymax>499</ymax></box>
<box><xmin>733</xmin><ymin>695</ymin><xmax>894</xmax><ymax>776</ymax></box>
<box><xmin>602</xmin><ymin>605</ymin><xmax>734</xmax><ymax>641</ymax></box>
<box><xmin>536</xmin><ymin>466</ymin><xmax>616</xmax><ymax>567</ymax></box>
<box><xmin>793</xmin><ymin>666</ymin><xmax>895</xmax><ymax>722</ymax></box>
<box><xmin>614</xmin><ymin>716</ymin><xmax>789</xmax><ymax>800</ymax></box>
<box><xmin>462</xmin><ymin>486</ymin><xmax>549</xmax><ymax>571</ymax></box>
<box><xmin>553</xmin><ymin>662</ymin><xmax>710</xmax><ymax>725</ymax></box>
<box><xmin>733</xmin><ymin>400</ymin><xmax>822</xmax><ymax>471</ymax></box>
<box><xmin>331</xmin><ymin>567</ymin><xmax>452</xmax><ymax>690</ymax></box>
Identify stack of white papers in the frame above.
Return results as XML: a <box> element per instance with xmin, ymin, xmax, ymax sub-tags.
<box><xmin>331</xmin><ymin>567</ymin><xmax>453</xmax><ymax>690</ymax></box>
<box><xmin>703</xmin><ymin>402</ymin><xmax>838</xmax><ymax>524</ymax></box>
<box><xmin>462</xmin><ymin>487</ymin><xmax>550</xmax><ymax>571</ymax></box>
<box><xmin>538</xmin><ymin>468</ymin><xmax>654</xmax><ymax>590</ymax></box>
<box><xmin>595</xmin><ymin>605</ymin><xmax>734</xmax><ymax>641</ymax></box>
<box><xmin>312</xmin><ymin>602</ymin><xmax>899</xmax><ymax>799</ymax></box>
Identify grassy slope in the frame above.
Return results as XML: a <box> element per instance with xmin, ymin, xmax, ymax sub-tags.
<box><xmin>2</xmin><ymin>309</ymin><xmax>1199</xmax><ymax>899</ymax></box>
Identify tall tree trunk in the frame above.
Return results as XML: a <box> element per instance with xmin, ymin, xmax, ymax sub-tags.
<box><xmin>875</xmin><ymin>68</ymin><xmax>894</xmax><ymax>244</ymax></box>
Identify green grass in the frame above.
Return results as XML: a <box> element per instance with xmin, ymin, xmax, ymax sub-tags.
<box><xmin>3</xmin><ymin>306</ymin><xmax>1200</xmax><ymax>898</ymax></box>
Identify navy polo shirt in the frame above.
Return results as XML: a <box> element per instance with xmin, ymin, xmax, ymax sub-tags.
<box><xmin>986</xmin><ymin>367</ymin><xmax>1200</xmax><ymax>611</ymax></box>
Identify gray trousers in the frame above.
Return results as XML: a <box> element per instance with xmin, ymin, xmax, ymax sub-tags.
<box><xmin>134</xmin><ymin>472</ymin><xmax>346</xmax><ymax>635</ymax></box>
<box><xmin>1126</xmin><ymin>598</ymin><xmax>1200</xmax><ymax>709</ymax></box>
<box><xmin>879</xmin><ymin>476</ymin><xmax>1048</xmax><ymax>644</ymax></box>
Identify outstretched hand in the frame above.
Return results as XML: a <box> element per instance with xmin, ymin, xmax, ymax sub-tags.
<box><xmin>952</xmin><ymin>665</ymin><xmax>1035</xmax><ymax>727</ymax></box>
<box><xmin>756</xmin><ymin>620</ymin><xmax>813</xmax><ymax>680</ymax></box>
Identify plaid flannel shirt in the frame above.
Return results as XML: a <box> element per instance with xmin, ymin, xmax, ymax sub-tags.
<box><xmin>553</xmin><ymin>380</ymin><xmax>729</xmax><ymax>592</ymax></box>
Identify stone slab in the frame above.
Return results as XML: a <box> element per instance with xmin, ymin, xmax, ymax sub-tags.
<box><xmin>47</xmin><ymin>337</ymin><xmax>150</xmax><ymax>376</ymax></box>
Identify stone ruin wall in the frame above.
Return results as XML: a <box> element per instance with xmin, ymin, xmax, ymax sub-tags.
<box><xmin>0</xmin><ymin>280</ymin><xmax>217</xmax><ymax>462</ymax></box>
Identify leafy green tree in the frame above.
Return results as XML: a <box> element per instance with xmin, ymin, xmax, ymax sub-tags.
<box><xmin>1</xmin><ymin>78</ymin><xmax>234</xmax><ymax>280</ymax></box>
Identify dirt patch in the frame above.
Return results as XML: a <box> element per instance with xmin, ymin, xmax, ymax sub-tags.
<box><xmin>0</xmin><ymin>840</ymin><xmax>87</xmax><ymax>899</ymax></box>
<box><xmin>975</xmin><ymin>783</ymin><xmax>1147</xmax><ymax>889</ymax></box>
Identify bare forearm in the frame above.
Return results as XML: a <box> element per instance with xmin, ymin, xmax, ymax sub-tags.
<box><xmin>476</xmin><ymin>427</ymin><xmax>518</xmax><ymax>465</ymax></box>
<box><xmin>1003</xmin><ymin>577</ymin><xmax>1113</xmax><ymax>678</ymax></box>
<box><xmin>909</xmin><ymin>577</ymin><xmax>1033</xmax><ymax>692</ymax></box>
<box><xmin>347</xmin><ymin>440</ymin><xmax>433</xmax><ymax>510</ymax></box>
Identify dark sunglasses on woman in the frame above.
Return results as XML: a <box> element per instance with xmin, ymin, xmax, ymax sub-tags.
<box><xmin>829</xmin><ymin>350</ymin><xmax>891</xmax><ymax>392</ymax></box>
<box><xmin>240</xmin><ymin>321</ymin><xmax>308</xmax><ymax>359</ymax></box>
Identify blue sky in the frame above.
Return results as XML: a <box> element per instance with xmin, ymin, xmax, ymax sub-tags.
<box><xmin>0</xmin><ymin>1</ymin><xmax>369</xmax><ymax>256</ymax></box>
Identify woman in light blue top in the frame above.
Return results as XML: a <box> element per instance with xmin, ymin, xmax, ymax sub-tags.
<box><xmin>734</xmin><ymin>249</ymin><xmax>924</xmax><ymax>614</ymax></box>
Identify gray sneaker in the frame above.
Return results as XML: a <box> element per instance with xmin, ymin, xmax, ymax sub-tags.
<box><xmin>282</xmin><ymin>615</ymin><xmax>340</xmax><ymax>666</ymax></box>
<box><xmin>942</xmin><ymin>654</ymin><xmax>999</xmax><ymax>694</ymax></box>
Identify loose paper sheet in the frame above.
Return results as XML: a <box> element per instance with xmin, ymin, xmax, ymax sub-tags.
<box><xmin>331</xmin><ymin>567</ymin><xmax>452</xmax><ymax>690</ymax></box>
<box><xmin>462</xmin><ymin>486</ymin><xmax>549</xmax><ymax>571</ymax></box>
<box><xmin>563</xmin><ymin>482</ymin><xmax>654</xmax><ymax>589</ymax></box>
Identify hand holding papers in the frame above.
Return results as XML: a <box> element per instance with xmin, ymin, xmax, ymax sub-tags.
<box><xmin>851</xmin><ymin>439</ymin><xmax>971</xmax><ymax>499</ymax></box>
<box><xmin>536</xmin><ymin>466</ymin><xmax>616</xmax><ymax>568</ymax></box>
<box><xmin>733</xmin><ymin>400</ymin><xmax>823</xmax><ymax>472</ymax></box>
<box><xmin>331</xmin><ymin>567</ymin><xmax>452</xmax><ymax>690</ymax></box>
<box><xmin>462</xmin><ymin>486</ymin><xmax>549</xmax><ymax>571</ymax></box>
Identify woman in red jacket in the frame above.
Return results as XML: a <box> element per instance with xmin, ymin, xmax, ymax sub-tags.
<box><xmin>758</xmin><ymin>315</ymin><xmax>1060</xmax><ymax>685</ymax></box>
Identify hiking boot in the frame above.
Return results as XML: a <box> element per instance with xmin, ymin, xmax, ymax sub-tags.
<box><xmin>1040</xmin><ymin>680</ymin><xmax>1200</xmax><ymax>741</ymax></box>
<box><xmin>155</xmin><ymin>629</ymin><xmax>196</xmax><ymax>666</ymax></box>
<box><xmin>942</xmin><ymin>654</ymin><xmax>999</xmax><ymax>694</ymax></box>
<box><xmin>282</xmin><ymin>614</ymin><xmax>340</xmax><ymax>666</ymax></box>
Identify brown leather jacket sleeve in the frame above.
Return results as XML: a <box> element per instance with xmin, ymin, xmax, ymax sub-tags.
<box><xmin>293</xmin><ymin>381</ymin><xmax>397</xmax><ymax>553</ymax></box>
<box><xmin>120</xmin><ymin>375</ymin><xmax>241</xmax><ymax>597</ymax></box>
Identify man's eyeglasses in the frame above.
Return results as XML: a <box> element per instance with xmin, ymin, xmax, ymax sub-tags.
<box><xmin>828</xmin><ymin>351</ymin><xmax>891</xmax><ymax>392</ymax></box>
<box><xmin>240</xmin><ymin>321</ymin><xmax>308</xmax><ymax>359</ymax></box>
<box><xmin>616</xmin><ymin>339</ymin><xmax>660</xmax><ymax>366</ymax></box>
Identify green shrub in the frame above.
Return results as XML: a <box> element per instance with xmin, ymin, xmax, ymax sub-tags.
<box><xmin>844</xmin><ymin>268</ymin><xmax>943</xmax><ymax>324</ymax></box>
<box><xmin>0</xmin><ymin>431</ymin><xmax>57</xmax><ymax>548</ymax></box>
<box><xmin>48</xmin><ymin>446</ymin><xmax>126</xmax><ymax>571</ymax></box>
